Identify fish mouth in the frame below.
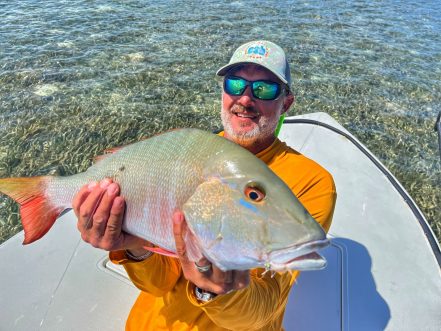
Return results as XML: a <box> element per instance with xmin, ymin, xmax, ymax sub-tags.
<box><xmin>268</xmin><ymin>238</ymin><xmax>330</xmax><ymax>271</ymax></box>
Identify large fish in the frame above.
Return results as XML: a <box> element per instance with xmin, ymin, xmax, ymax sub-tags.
<box><xmin>0</xmin><ymin>129</ymin><xmax>329</xmax><ymax>271</ymax></box>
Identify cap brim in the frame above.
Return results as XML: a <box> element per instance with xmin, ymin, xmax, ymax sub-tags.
<box><xmin>216</xmin><ymin>61</ymin><xmax>288</xmax><ymax>85</ymax></box>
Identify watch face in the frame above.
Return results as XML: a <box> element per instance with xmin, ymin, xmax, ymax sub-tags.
<box><xmin>195</xmin><ymin>286</ymin><xmax>216</xmax><ymax>302</ymax></box>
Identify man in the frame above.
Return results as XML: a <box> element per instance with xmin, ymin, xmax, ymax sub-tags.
<box><xmin>74</xmin><ymin>40</ymin><xmax>336</xmax><ymax>330</ymax></box>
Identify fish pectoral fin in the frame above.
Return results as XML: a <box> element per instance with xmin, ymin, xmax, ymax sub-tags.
<box><xmin>143</xmin><ymin>246</ymin><xmax>178</xmax><ymax>258</ymax></box>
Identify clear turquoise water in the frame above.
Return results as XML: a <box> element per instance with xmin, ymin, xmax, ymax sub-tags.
<box><xmin>0</xmin><ymin>0</ymin><xmax>440</xmax><ymax>243</ymax></box>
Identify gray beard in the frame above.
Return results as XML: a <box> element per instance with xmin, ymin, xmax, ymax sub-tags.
<box><xmin>221</xmin><ymin>106</ymin><xmax>278</xmax><ymax>147</ymax></box>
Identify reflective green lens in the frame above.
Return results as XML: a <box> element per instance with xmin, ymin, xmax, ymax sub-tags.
<box><xmin>252</xmin><ymin>81</ymin><xmax>279</xmax><ymax>100</ymax></box>
<box><xmin>225</xmin><ymin>77</ymin><xmax>247</xmax><ymax>95</ymax></box>
<box><xmin>224</xmin><ymin>76</ymin><xmax>281</xmax><ymax>100</ymax></box>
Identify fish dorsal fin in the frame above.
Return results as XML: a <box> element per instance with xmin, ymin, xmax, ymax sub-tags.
<box><xmin>92</xmin><ymin>129</ymin><xmax>182</xmax><ymax>164</ymax></box>
<box><xmin>92</xmin><ymin>146</ymin><xmax>127</xmax><ymax>164</ymax></box>
<box><xmin>93</xmin><ymin>154</ymin><xmax>110</xmax><ymax>163</ymax></box>
<box><xmin>104</xmin><ymin>146</ymin><xmax>125</xmax><ymax>154</ymax></box>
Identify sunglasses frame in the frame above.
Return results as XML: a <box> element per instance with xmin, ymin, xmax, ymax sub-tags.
<box><xmin>223</xmin><ymin>76</ymin><xmax>284</xmax><ymax>101</ymax></box>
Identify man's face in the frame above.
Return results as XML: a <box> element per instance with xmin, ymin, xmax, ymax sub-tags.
<box><xmin>221</xmin><ymin>64</ymin><xmax>293</xmax><ymax>149</ymax></box>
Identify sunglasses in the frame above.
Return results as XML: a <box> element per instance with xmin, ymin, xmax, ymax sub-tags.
<box><xmin>223</xmin><ymin>76</ymin><xmax>283</xmax><ymax>101</ymax></box>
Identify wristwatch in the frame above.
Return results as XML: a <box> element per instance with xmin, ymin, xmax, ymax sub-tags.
<box><xmin>125</xmin><ymin>249</ymin><xmax>153</xmax><ymax>261</ymax></box>
<box><xmin>194</xmin><ymin>286</ymin><xmax>217</xmax><ymax>302</ymax></box>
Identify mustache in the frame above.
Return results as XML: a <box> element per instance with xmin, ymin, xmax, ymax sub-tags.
<box><xmin>231</xmin><ymin>104</ymin><xmax>259</xmax><ymax>115</ymax></box>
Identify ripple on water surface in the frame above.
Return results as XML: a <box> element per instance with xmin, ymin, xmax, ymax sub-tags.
<box><xmin>0</xmin><ymin>0</ymin><xmax>440</xmax><ymax>243</ymax></box>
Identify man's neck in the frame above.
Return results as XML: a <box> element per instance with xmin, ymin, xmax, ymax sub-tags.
<box><xmin>246</xmin><ymin>136</ymin><xmax>276</xmax><ymax>154</ymax></box>
<box><xmin>224</xmin><ymin>133</ymin><xmax>276</xmax><ymax>155</ymax></box>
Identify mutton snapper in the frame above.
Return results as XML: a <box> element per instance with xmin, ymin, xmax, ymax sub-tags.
<box><xmin>0</xmin><ymin>129</ymin><xmax>329</xmax><ymax>271</ymax></box>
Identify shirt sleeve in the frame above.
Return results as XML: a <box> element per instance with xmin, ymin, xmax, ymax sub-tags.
<box><xmin>266</xmin><ymin>143</ymin><xmax>337</xmax><ymax>234</ymax></box>
<box><xmin>109</xmin><ymin>250</ymin><xmax>182</xmax><ymax>297</ymax></box>
<box><xmin>186</xmin><ymin>269</ymin><xmax>299</xmax><ymax>330</ymax></box>
<box><xmin>296</xmin><ymin>169</ymin><xmax>337</xmax><ymax>233</ymax></box>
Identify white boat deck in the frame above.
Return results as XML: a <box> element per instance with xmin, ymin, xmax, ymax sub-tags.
<box><xmin>1</xmin><ymin>112</ymin><xmax>440</xmax><ymax>330</ymax></box>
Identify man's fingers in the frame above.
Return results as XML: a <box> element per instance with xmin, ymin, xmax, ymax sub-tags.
<box><xmin>103</xmin><ymin>196</ymin><xmax>125</xmax><ymax>246</ymax></box>
<box><xmin>196</xmin><ymin>257</ymin><xmax>211</xmax><ymax>268</ymax></box>
<box><xmin>91</xmin><ymin>183</ymin><xmax>120</xmax><ymax>238</ymax></box>
<box><xmin>206</xmin><ymin>270</ymin><xmax>249</xmax><ymax>294</ymax></box>
<box><xmin>233</xmin><ymin>270</ymin><xmax>250</xmax><ymax>290</ymax></box>
<box><xmin>211</xmin><ymin>268</ymin><xmax>233</xmax><ymax>285</ymax></box>
<box><xmin>199</xmin><ymin>282</ymin><xmax>233</xmax><ymax>295</ymax></box>
<box><xmin>173</xmin><ymin>211</ymin><xmax>205</xmax><ymax>278</ymax></box>
<box><xmin>73</xmin><ymin>184</ymin><xmax>93</xmax><ymax>218</ymax></box>
<box><xmin>171</xmin><ymin>210</ymin><xmax>251</xmax><ymax>295</ymax></box>
<box><xmin>78</xmin><ymin>179</ymin><xmax>111</xmax><ymax>231</ymax></box>
<box><xmin>172</xmin><ymin>211</ymin><xmax>188</xmax><ymax>259</ymax></box>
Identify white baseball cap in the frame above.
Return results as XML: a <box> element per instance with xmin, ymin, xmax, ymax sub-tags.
<box><xmin>216</xmin><ymin>40</ymin><xmax>291</xmax><ymax>87</ymax></box>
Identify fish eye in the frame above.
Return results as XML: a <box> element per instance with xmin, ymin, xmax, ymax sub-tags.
<box><xmin>244</xmin><ymin>184</ymin><xmax>265</xmax><ymax>202</ymax></box>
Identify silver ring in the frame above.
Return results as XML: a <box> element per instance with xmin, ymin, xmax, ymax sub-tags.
<box><xmin>195</xmin><ymin>262</ymin><xmax>212</xmax><ymax>273</ymax></box>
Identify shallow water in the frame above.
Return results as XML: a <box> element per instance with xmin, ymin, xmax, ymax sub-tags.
<box><xmin>0</xmin><ymin>0</ymin><xmax>440</xmax><ymax>243</ymax></box>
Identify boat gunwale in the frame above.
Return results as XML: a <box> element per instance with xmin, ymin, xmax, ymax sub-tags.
<box><xmin>283</xmin><ymin>117</ymin><xmax>441</xmax><ymax>267</ymax></box>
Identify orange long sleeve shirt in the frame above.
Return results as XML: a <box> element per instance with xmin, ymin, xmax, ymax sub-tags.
<box><xmin>110</xmin><ymin>136</ymin><xmax>336</xmax><ymax>331</ymax></box>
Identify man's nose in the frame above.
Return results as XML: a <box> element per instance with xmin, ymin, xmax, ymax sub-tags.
<box><xmin>237</xmin><ymin>86</ymin><xmax>254</xmax><ymax>107</ymax></box>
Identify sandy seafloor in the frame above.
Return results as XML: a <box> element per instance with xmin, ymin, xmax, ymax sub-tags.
<box><xmin>0</xmin><ymin>0</ymin><xmax>440</xmax><ymax>243</ymax></box>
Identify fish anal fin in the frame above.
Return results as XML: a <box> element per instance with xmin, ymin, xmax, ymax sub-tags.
<box><xmin>143</xmin><ymin>246</ymin><xmax>178</xmax><ymax>258</ymax></box>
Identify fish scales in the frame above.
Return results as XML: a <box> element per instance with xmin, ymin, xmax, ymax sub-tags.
<box><xmin>47</xmin><ymin>129</ymin><xmax>224</xmax><ymax>251</ymax></box>
<box><xmin>0</xmin><ymin>128</ymin><xmax>329</xmax><ymax>271</ymax></box>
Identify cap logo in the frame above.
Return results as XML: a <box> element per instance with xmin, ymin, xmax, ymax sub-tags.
<box><xmin>245</xmin><ymin>45</ymin><xmax>269</xmax><ymax>59</ymax></box>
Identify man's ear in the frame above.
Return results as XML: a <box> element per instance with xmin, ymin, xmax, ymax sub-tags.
<box><xmin>282</xmin><ymin>92</ymin><xmax>295</xmax><ymax>114</ymax></box>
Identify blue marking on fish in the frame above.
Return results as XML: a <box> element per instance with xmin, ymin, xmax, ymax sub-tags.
<box><xmin>239</xmin><ymin>198</ymin><xmax>259</xmax><ymax>214</ymax></box>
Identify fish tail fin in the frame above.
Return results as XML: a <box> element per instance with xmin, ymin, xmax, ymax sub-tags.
<box><xmin>0</xmin><ymin>176</ymin><xmax>63</xmax><ymax>244</ymax></box>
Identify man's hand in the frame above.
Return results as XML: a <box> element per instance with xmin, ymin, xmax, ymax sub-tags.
<box><xmin>172</xmin><ymin>210</ymin><xmax>250</xmax><ymax>295</ymax></box>
<box><xmin>73</xmin><ymin>178</ymin><xmax>150</xmax><ymax>253</ymax></box>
